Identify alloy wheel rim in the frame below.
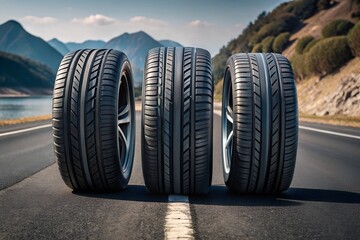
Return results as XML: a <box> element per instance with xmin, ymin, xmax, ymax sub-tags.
<box><xmin>117</xmin><ymin>71</ymin><xmax>132</xmax><ymax>173</ymax></box>
<box><xmin>222</xmin><ymin>70</ymin><xmax>234</xmax><ymax>175</ymax></box>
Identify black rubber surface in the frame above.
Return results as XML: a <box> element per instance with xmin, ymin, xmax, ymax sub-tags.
<box><xmin>141</xmin><ymin>47</ymin><xmax>213</xmax><ymax>195</ymax></box>
<box><xmin>52</xmin><ymin>49</ymin><xmax>135</xmax><ymax>191</ymax></box>
<box><xmin>222</xmin><ymin>53</ymin><xmax>298</xmax><ymax>193</ymax></box>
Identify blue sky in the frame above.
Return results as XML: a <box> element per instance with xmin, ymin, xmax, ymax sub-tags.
<box><xmin>0</xmin><ymin>0</ymin><xmax>287</xmax><ymax>55</ymax></box>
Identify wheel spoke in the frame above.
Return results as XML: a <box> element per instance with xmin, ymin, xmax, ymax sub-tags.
<box><xmin>225</xmin><ymin>130</ymin><xmax>233</xmax><ymax>149</ymax></box>
<box><xmin>118</xmin><ymin>126</ymin><xmax>129</xmax><ymax>151</ymax></box>
<box><xmin>226</xmin><ymin>106</ymin><xmax>233</xmax><ymax>124</ymax></box>
<box><xmin>118</xmin><ymin>103</ymin><xmax>130</xmax><ymax>125</ymax></box>
<box><xmin>118</xmin><ymin>115</ymin><xmax>130</xmax><ymax>125</ymax></box>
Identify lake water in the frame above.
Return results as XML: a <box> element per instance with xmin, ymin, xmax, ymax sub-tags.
<box><xmin>0</xmin><ymin>96</ymin><xmax>52</xmax><ymax>120</ymax></box>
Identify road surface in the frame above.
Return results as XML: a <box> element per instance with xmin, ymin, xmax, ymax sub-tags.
<box><xmin>0</xmin><ymin>112</ymin><xmax>359</xmax><ymax>239</ymax></box>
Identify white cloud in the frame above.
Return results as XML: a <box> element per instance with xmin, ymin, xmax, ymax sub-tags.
<box><xmin>72</xmin><ymin>14</ymin><xmax>116</xmax><ymax>26</ymax></box>
<box><xmin>129</xmin><ymin>16</ymin><xmax>168</xmax><ymax>27</ymax></box>
<box><xmin>188</xmin><ymin>20</ymin><xmax>212</xmax><ymax>28</ymax></box>
<box><xmin>22</xmin><ymin>16</ymin><xmax>58</xmax><ymax>24</ymax></box>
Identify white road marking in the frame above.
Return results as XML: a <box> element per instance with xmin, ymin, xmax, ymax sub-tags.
<box><xmin>165</xmin><ymin>195</ymin><xmax>194</xmax><ymax>240</ymax></box>
<box><xmin>299</xmin><ymin>126</ymin><xmax>360</xmax><ymax>140</ymax></box>
<box><xmin>214</xmin><ymin>110</ymin><xmax>360</xmax><ymax>140</ymax></box>
<box><xmin>0</xmin><ymin>124</ymin><xmax>52</xmax><ymax>137</ymax></box>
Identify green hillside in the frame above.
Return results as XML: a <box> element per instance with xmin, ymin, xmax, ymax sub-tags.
<box><xmin>212</xmin><ymin>0</ymin><xmax>360</xmax><ymax>87</ymax></box>
<box><xmin>0</xmin><ymin>51</ymin><xmax>55</xmax><ymax>94</ymax></box>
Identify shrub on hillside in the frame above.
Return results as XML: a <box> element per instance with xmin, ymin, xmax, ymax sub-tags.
<box><xmin>303</xmin><ymin>38</ymin><xmax>321</xmax><ymax>53</ymax></box>
<box><xmin>261</xmin><ymin>36</ymin><xmax>275</xmax><ymax>52</ymax></box>
<box><xmin>212</xmin><ymin>45</ymin><xmax>232</xmax><ymax>85</ymax></box>
<box><xmin>352</xmin><ymin>11</ymin><xmax>360</xmax><ymax>19</ymax></box>
<box><xmin>284</xmin><ymin>0</ymin><xmax>318</xmax><ymax>20</ymax></box>
<box><xmin>317</xmin><ymin>0</ymin><xmax>331</xmax><ymax>10</ymax></box>
<box><xmin>322</xmin><ymin>19</ymin><xmax>355</xmax><ymax>38</ymax></box>
<box><xmin>348</xmin><ymin>22</ymin><xmax>360</xmax><ymax>56</ymax></box>
<box><xmin>252</xmin><ymin>43</ymin><xmax>263</xmax><ymax>52</ymax></box>
<box><xmin>295</xmin><ymin>36</ymin><xmax>314</xmax><ymax>54</ymax></box>
<box><xmin>250</xmin><ymin>14</ymin><xmax>299</xmax><ymax>45</ymax></box>
<box><xmin>291</xmin><ymin>53</ymin><xmax>309</xmax><ymax>80</ymax></box>
<box><xmin>272</xmin><ymin>32</ymin><xmax>291</xmax><ymax>53</ymax></box>
<box><xmin>306</xmin><ymin>36</ymin><xmax>353</xmax><ymax>76</ymax></box>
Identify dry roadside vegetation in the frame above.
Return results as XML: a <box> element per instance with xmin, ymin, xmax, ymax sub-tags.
<box><xmin>0</xmin><ymin>114</ymin><xmax>51</xmax><ymax>127</ymax></box>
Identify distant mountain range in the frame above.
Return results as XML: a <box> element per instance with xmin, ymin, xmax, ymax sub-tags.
<box><xmin>48</xmin><ymin>38</ymin><xmax>69</xmax><ymax>55</ymax></box>
<box><xmin>0</xmin><ymin>51</ymin><xmax>54</xmax><ymax>95</ymax></box>
<box><xmin>0</xmin><ymin>19</ymin><xmax>183</xmax><ymax>94</ymax></box>
<box><xmin>0</xmin><ymin>20</ymin><xmax>63</xmax><ymax>73</ymax></box>
<box><xmin>48</xmin><ymin>33</ymin><xmax>182</xmax><ymax>85</ymax></box>
<box><xmin>159</xmin><ymin>40</ymin><xmax>182</xmax><ymax>48</ymax></box>
<box><xmin>66</xmin><ymin>40</ymin><xmax>106</xmax><ymax>52</ymax></box>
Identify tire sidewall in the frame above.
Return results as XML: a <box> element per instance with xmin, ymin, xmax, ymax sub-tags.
<box><xmin>221</xmin><ymin>57</ymin><xmax>236</xmax><ymax>184</ymax></box>
<box><xmin>113</xmin><ymin>51</ymin><xmax>135</xmax><ymax>184</ymax></box>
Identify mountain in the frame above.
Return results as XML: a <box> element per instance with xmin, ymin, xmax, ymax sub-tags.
<box><xmin>48</xmin><ymin>39</ymin><xmax>106</xmax><ymax>55</ymax></box>
<box><xmin>0</xmin><ymin>20</ymin><xmax>62</xmax><ymax>73</ymax></box>
<box><xmin>66</xmin><ymin>40</ymin><xmax>106</xmax><ymax>51</ymax></box>
<box><xmin>105</xmin><ymin>31</ymin><xmax>163</xmax><ymax>84</ymax></box>
<box><xmin>46</xmin><ymin>34</ymin><xmax>183</xmax><ymax>85</ymax></box>
<box><xmin>48</xmin><ymin>38</ymin><xmax>69</xmax><ymax>55</ymax></box>
<box><xmin>159</xmin><ymin>40</ymin><xmax>183</xmax><ymax>48</ymax></box>
<box><xmin>106</xmin><ymin>31</ymin><xmax>162</xmax><ymax>67</ymax></box>
<box><xmin>0</xmin><ymin>51</ymin><xmax>55</xmax><ymax>95</ymax></box>
<box><xmin>0</xmin><ymin>19</ymin><xmax>182</xmax><ymax>89</ymax></box>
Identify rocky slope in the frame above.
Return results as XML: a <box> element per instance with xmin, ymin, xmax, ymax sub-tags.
<box><xmin>328</xmin><ymin>74</ymin><xmax>360</xmax><ymax>115</ymax></box>
<box><xmin>297</xmin><ymin>57</ymin><xmax>360</xmax><ymax>116</ymax></box>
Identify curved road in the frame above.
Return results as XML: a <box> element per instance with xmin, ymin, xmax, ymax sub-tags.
<box><xmin>0</xmin><ymin>112</ymin><xmax>359</xmax><ymax>239</ymax></box>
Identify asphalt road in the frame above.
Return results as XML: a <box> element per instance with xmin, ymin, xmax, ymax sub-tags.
<box><xmin>0</xmin><ymin>112</ymin><xmax>359</xmax><ymax>239</ymax></box>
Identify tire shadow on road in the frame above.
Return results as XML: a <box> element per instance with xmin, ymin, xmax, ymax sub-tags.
<box><xmin>279</xmin><ymin>188</ymin><xmax>360</xmax><ymax>204</ymax></box>
<box><xmin>190</xmin><ymin>185</ymin><xmax>360</xmax><ymax>206</ymax></box>
<box><xmin>189</xmin><ymin>185</ymin><xmax>302</xmax><ymax>207</ymax></box>
<box><xmin>73</xmin><ymin>184</ymin><xmax>168</xmax><ymax>203</ymax></box>
<box><xmin>73</xmin><ymin>185</ymin><xmax>360</xmax><ymax>205</ymax></box>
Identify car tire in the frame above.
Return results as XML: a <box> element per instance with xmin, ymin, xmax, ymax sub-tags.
<box><xmin>221</xmin><ymin>53</ymin><xmax>298</xmax><ymax>193</ymax></box>
<box><xmin>52</xmin><ymin>49</ymin><xmax>135</xmax><ymax>191</ymax></box>
<box><xmin>142</xmin><ymin>47</ymin><xmax>213</xmax><ymax>195</ymax></box>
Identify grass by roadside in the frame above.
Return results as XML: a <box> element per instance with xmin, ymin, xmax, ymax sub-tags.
<box><xmin>300</xmin><ymin>114</ymin><xmax>360</xmax><ymax>128</ymax></box>
<box><xmin>0</xmin><ymin>114</ymin><xmax>52</xmax><ymax>127</ymax></box>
